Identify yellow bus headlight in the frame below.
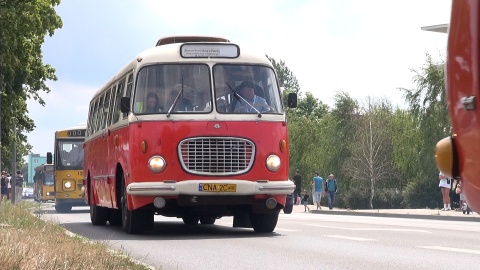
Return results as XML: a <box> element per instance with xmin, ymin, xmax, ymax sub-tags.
<box><xmin>148</xmin><ymin>156</ymin><xmax>166</xmax><ymax>173</ymax></box>
<box><xmin>64</xmin><ymin>181</ymin><xmax>72</xmax><ymax>189</ymax></box>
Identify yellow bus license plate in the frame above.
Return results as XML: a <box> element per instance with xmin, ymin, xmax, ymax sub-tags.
<box><xmin>199</xmin><ymin>183</ymin><xmax>236</xmax><ymax>192</ymax></box>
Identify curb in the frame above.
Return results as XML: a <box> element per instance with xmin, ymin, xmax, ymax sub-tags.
<box><xmin>309</xmin><ymin>209</ymin><xmax>480</xmax><ymax>222</ymax></box>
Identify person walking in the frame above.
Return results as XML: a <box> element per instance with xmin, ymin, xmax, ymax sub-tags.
<box><xmin>325</xmin><ymin>174</ymin><xmax>338</xmax><ymax>210</ymax></box>
<box><xmin>311</xmin><ymin>172</ymin><xmax>324</xmax><ymax>210</ymax></box>
<box><xmin>301</xmin><ymin>190</ymin><xmax>310</xmax><ymax>212</ymax></box>
<box><xmin>293</xmin><ymin>170</ymin><xmax>302</xmax><ymax>205</ymax></box>
<box><xmin>438</xmin><ymin>171</ymin><xmax>451</xmax><ymax>210</ymax></box>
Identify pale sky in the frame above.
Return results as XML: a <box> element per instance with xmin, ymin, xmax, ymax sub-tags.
<box><xmin>26</xmin><ymin>0</ymin><xmax>452</xmax><ymax>157</ymax></box>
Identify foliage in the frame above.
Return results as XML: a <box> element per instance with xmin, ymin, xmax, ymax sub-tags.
<box><xmin>268</xmin><ymin>52</ymin><xmax>449</xmax><ymax>209</ymax></box>
<box><xmin>0</xmin><ymin>0</ymin><xmax>62</xmax><ymax>171</ymax></box>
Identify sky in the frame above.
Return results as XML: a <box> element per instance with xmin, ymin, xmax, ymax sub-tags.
<box><xmin>26</xmin><ymin>0</ymin><xmax>452</xmax><ymax>157</ymax></box>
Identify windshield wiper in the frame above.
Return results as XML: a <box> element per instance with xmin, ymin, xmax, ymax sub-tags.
<box><xmin>226</xmin><ymin>82</ymin><xmax>262</xmax><ymax>117</ymax></box>
<box><xmin>167</xmin><ymin>78</ymin><xmax>185</xmax><ymax>118</ymax></box>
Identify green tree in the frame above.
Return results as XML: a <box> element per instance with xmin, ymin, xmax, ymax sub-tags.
<box><xmin>0</xmin><ymin>0</ymin><xmax>62</xmax><ymax>171</ymax></box>
<box><xmin>267</xmin><ymin>55</ymin><xmax>300</xmax><ymax>94</ymax></box>
<box><xmin>400</xmin><ymin>53</ymin><xmax>450</xmax><ymax>208</ymax></box>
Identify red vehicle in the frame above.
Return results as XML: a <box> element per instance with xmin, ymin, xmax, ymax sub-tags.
<box><xmin>84</xmin><ymin>35</ymin><xmax>297</xmax><ymax>234</ymax></box>
<box><xmin>435</xmin><ymin>0</ymin><xmax>480</xmax><ymax>212</ymax></box>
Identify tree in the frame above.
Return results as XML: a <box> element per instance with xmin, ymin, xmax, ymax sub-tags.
<box><xmin>400</xmin><ymin>53</ymin><xmax>450</xmax><ymax>208</ymax></box>
<box><xmin>344</xmin><ymin>97</ymin><xmax>396</xmax><ymax>209</ymax></box>
<box><xmin>267</xmin><ymin>55</ymin><xmax>300</xmax><ymax>94</ymax></box>
<box><xmin>0</xmin><ymin>0</ymin><xmax>62</xmax><ymax>171</ymax></box>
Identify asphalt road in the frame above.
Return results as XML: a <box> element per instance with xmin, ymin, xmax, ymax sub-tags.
<box><xmin>37</xmin><ymin>203</ymin><xmax>480</xmax><ymax>270</ymax></box>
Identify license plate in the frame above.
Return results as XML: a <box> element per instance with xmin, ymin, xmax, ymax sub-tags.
<box><xmin>198</xmin><ymin>183</ymin><xmax>236</xmax><ymax>192</ymax></box>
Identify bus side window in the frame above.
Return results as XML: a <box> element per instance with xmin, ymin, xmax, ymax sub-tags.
<box><xmin>124</xmin><ymin>73</ymin><xmax>133</xmax><ymax>119</ymax></box>
<box><xmin>112</xmin><ymin>79</ymin><xmax>125</xmax><ymax>124</ymax></box>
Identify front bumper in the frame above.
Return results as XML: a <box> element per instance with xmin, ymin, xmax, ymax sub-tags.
<box><xmin>126</xmin><ymin>179</ymin><xmax>295</xmax><ymax>196</ymax></box>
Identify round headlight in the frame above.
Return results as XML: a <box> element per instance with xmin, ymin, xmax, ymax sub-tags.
<box><xmin>266</xmin><ymin>155</ymin><xmax>281</xmax><ymax>172</ymax></box>
<box><xmin>148</xmin><ymin>156</ymin><xmax>166</xmax><ymax>173</ymax></box>
<box><xmin>64</xmin><ymin>181</ymin><xmax>72</xmax><ymax>189</ymax></box>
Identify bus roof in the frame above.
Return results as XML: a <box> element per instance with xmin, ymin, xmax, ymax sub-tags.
<box><xmin>155</xmin><ymin>35</ymin><xmax>230</xmax><ymax>46</ymax></box>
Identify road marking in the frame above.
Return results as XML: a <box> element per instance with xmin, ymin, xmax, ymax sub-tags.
<box><xmin>324</xmin><ymin>235</ymin><xmax>375</xmax><ymax>241</ymax></box>
<box><xmin>274</xmin><ymin>228</ymin><xmax>298</xmax><ymax>232</ymax></box>
<box><xmin>418</xmin><ymin>246</ymin><xmax>480</xmax><ymax>255</ymax></box>
<box><xmin>307</xmin><ymin>224</ymin><xmax>430</xmax><ymax>233</ymax></box>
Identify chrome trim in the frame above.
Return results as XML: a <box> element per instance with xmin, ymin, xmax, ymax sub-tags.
<box><xmin>178</xmin><ymin>137</ymin><xmax>255</xmax><ymax>176</ymax></box>
<box><xmin>126</xmin><ymin>180</ymin><xmax>295</xmax><ymax>196</ymax></box>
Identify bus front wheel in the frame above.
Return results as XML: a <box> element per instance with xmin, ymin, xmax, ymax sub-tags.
<box><xmin>249</xmin><ymin>211</ymin><xmax>279</xmax><ymax>233</ymax></box>
<box><xmin>90</xmin><ymin>185</ymin><xmax>108</xmax><ymax>226</ymax></box>
<box><xmin>121</xmin><ymin>177</ymin><xmax>153</xmax><ymax>234</ymax></box>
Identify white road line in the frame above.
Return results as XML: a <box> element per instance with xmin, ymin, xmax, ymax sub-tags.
<box><xmin>273</xmin><ymin>228</ymin><xmax>298</xmax><ymax>232</ymax></box>
<box><xmin>418</xmin><ymin>246</ymin><xmax>480</xmax><ymax>255</ymax></box>
<box><xmin>324</xmin><ymin>235</ymin><xmax>375</xmax><ymax>241</ymax></box>
<box><xmin>307</xmin><ymin>224</ymin><xmax>430</xmax><ymax>233</ymax></box>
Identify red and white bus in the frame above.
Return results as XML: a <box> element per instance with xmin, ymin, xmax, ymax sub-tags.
<box><xmin>84</xmin><ymin>35</ymin><xmax>297</xmax><ymax>234</ymax></box>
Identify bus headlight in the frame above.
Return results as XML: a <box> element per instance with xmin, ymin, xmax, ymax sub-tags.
<box><xmin>148</xmin><ymin>156</ymin><xmax>166</xmax><ymax>173</ymax></box>
<box><xmin>64</xmin><ymin>181</ymin><xmax>72</xmax><ymax>189</ymax></box>
<box><xmin>266</xmin><ymin>155</ymin><xmax>281</xmax><ymax>172</ymax></box>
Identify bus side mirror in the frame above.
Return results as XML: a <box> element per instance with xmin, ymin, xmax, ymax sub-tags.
<box><xmin>47</xmin><ymin>152</ymin><xmax>52</xmax><ymax>164</ymax></box>
<box><xmin>120</xmin><ymin>97</ymin><xmax>131</xmax><ymax>113</ymax></box>
<box><xmin>287</xmin><ymin>92</ymin><xmax>297</xmax><ymax>108</ymax></box>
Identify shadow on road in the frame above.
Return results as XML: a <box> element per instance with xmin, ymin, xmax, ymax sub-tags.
<box><xmin>62</xmin><ymin>220</ymin><xmax>282</xmax><ymax>242</ymax></box>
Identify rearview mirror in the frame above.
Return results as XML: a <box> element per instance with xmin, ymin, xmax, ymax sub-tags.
<box><xmin>46</xmin><ymin>152</ymin><xmax>52</xmax><ymax>164</ymax></box>
<box><xmin>287</xmin><ymin>93</ymin><xmax>297</xmax><ymax>108</ymax></box>
<box><xmin>120</xmin><ymin>97</ymin><xmax>131</xmax><ymax>113</ymax></box>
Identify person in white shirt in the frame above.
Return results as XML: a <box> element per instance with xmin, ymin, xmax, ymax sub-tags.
<box><xmin>438</xmin><ymin>172</ymin><xmax>451</xmax><ymax>210</ymax></box>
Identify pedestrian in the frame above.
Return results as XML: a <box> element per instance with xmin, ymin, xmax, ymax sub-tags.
<box><xmin>301</xmin><ymin>190</ymin><xmax>310</xmax><ymax>212</ymax></box>
<box><xmin>438</xmin><ymin>171</ymin><xmax>451</xmax><ymax>211</ymax></box>
<box><xmin>7</xmin><ymin>173</ymin><xmax>11</xmax><ymax>200</ymax></box>
<box><xmin>1</xmin><ymin>171</ymin><xmax>8</xmax><ymax>202</ymax></box>
<box><xmin>14</xmin><ymin>170</ymin><xmax>24</xmax><ymax>203</ymax></box>
<box><xmin>293</xmin><ymin>170</ymin><xmax>302</xmax><ymax>205</ymax></box>
<box><xmin>311</xmin><ymin>172</ymin><xmax>324</xmax><ymax>210</ymax></box>
<box><xmin>325</xmin><ymin>174</ymin><xmax>337</xmax><ymax>210</ymax></box>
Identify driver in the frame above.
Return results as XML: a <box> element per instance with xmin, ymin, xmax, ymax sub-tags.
<box><xmin>234</xmin><ymin>81</ymin><xmax>270</xmax><ymax>113</ymax></box>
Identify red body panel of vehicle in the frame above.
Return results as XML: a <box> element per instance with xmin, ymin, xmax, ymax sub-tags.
<box><xmin>85</xmin><ymin>120</ymin><xmax>290</xmax><ymax>210</ymax></box>
<box><xmin>446</xmin><ymin>0</ymin><xmax>480</xmax><ymax>211</ymax></box>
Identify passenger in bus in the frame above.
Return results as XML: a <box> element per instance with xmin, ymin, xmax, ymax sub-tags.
<box><xmin>145</xmin><ymin>92</ymin><xmax>161</xmax><ymax>113</ymax></box>
<box><xmin>233</xmin><ymin>81</ymin><xmax>270</xmax><ymax>113</ymax></box>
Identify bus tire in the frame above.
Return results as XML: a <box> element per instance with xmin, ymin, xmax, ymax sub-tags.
<box><xmin>90</xmin><ymin>185</ymin><xmax>108</xmax><ymax>226</ymax></box>
<box><xmin>55</xmin><ymin>204</ymin><xmax>72</xmax><ymax>213</ymax></box>
<box><xmin>109</xmin><ymin>209</ymin><xmax>122</xmax><ymax>226</ymax></box>
<box><xmin>182</xmin><ymin>216</ymin><xmax>200</xmax><ymax>225</ymax></box>
<box><xmin>249</xmin><ymin>211</ymin><xmax>279</xmax><ymax>233</ymax></box>
<box><xmin>200</xmin><ymin>217</ymin><xmax>216</xmax><ymax>225</ymax></box>
<box><xmin>121</xmin><ymin>177</ymin><xmax>148</xmax><ymax>234</ymax></box>
<box><xmin>283</xmin><ymin>204</ymin><xmax>293</xmax><ymax>214</ymax></box>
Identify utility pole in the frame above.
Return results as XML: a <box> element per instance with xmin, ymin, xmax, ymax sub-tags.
<box><xmin>0</xmin><ymin>73</ymin><xmax>3</xmax><ymax>174</ymax></box>
<box><xmin>11</xmin><ymin>121</ymin><xmax>17</xmax><ymax>203</ymax></box>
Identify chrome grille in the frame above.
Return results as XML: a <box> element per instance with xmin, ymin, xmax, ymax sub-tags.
<box><xmin>178</xmin><ymin>137</ymin><xmax>255</xmax><ymax>175</ymax></box>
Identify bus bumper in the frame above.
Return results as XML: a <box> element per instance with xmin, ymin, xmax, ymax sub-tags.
<box><xmin>126</xmin><ymin>180</ymin><xmax>295</xmax><ymax>196</ymax></box>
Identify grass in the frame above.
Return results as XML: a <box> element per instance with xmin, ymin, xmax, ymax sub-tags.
<box><xmin>0</xmin><ymin>200</ymin><xmax>157</xmax><ymax>270</ymax></box>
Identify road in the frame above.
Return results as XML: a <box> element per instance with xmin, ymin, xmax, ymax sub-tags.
<box><xmin>36</xmin><ymin>202</ymin><xmax>480</xmax><ymax>270</ymax></box>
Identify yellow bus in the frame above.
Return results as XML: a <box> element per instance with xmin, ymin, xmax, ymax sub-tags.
<box><xmin>33</xmin><ymin>164</ymin><xmax>55</xmax><ymax>202</ymax></box>
<box><xmin>47</xmin><ymin>123</ymin><xmax>87</xmax><ymax>212</ymax></box>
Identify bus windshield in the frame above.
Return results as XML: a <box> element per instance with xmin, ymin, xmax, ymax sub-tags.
<box><xmin>57</xmin><ymin>140</ymin><xmax>84</xmax><ymax>169</ymax></box>
<box><xmin>44</xmin><ymin>172</ymin><xmax>54</xmax><ymax>185</ymax></box>
<box><xmin>132</xmin><ymin>64</ymin><xmax>284</xmax><ymax>115</ymax></box>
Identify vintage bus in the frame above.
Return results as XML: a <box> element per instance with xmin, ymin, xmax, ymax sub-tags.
<box><xmin>47</xmin><ymin>123</ymin><xmax>87</xmax><ymax>212</ymax></box>
<box><xmin>84</xmin><ymin>35</ymin><xmax>297</xmax><ymax>234</ymax></box>
<box><xmin>33</xmin><ymin>164</ymin><xmax>55</xmax><ymax>202</ymax></box>
<box><xmin>435</xmin><ymin>0</ymin><xmax>480</xmax><ymax>212</ymax></box>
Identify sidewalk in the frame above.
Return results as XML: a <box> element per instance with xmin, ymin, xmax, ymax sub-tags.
<box><xmin>292</xmin><ymin>204</ymin><xmax>479</xmax><ymax>222</ymax></box>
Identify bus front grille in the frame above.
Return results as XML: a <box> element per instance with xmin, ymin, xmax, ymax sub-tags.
<box><xmin>178</xmin><ymin>137</ymin><xmax>255</xmax><ymax>175</ymax></box>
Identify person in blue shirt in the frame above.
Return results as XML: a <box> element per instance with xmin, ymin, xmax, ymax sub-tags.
<box><xmin>233</xmin><ymin>81</ymin><xmax>270</xmax><ymax>113</ymax></box>
<box><xmin>325</xmin><ymin>174</ymin><xmax>338</xmax><ymax>210</ymax></box>
<box><xmin>311</xmin><ymin>172</ymin><xmax>324</xmax><ymax>210</ymax></box>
